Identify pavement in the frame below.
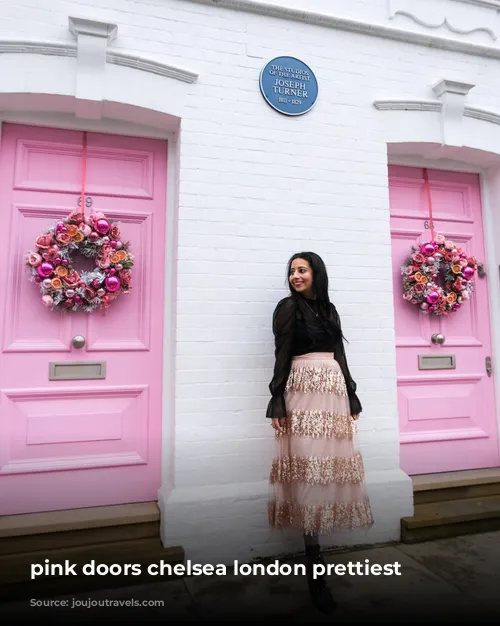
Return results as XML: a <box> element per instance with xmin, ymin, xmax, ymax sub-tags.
<box><xmin>2</xmin><ymin>530</ymin><xmax>500</xmax><ymax>624</ymax></box>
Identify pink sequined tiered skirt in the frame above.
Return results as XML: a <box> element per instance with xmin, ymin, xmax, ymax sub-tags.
<box><xmin>268</xmin><ymin>352</ymin><xmax>374</xmax><ymax>535</ymax></box>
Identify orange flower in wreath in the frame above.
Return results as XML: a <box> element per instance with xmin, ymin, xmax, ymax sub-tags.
<box><xmin>451</xmin><ymin>264</ymin><xmax>462</xmax><ymax>274</ymax></box>
<box><xmin>66</xmin><ymin>224</ymin><xmax>79</xmax><ymax>237</ymax></box>
<box><xmin>51</xmin><ymin>278</ymin><xmax>63</xmax><ymax>289</ymax></box>
<box><xmin>55</xmin><ymin>266</ymin><xmax>68</xmax><ymax>277</ymax></box>
<box><xmin>446</xmin><ymin>292</ymin><xmax>457</xmax><ymax>304</ymax></box>
<box><xmin>72</xmin><ymin>231</ymin><xmax>84</xmax><ymax>243</ymax></box>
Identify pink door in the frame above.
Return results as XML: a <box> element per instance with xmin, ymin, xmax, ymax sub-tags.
<box><xmin>389</xmin><ymin>165</ymin><xmax>500</xmax><ymax>475</ymax></box>
<box><xmin>0</xmin><ymin>123</ymin><xmax>167</xmax><ymax>515</ymax></box>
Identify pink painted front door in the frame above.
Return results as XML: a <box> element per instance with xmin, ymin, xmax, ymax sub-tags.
<box><xmin>0</xmin><ymin>123</ymin><xmax>167</xmax><ymax>515</ymax></box>
<box><xmin>389</xmin><ymin>165</ymin><xmax>500</xmax><ymax>475</ymax></box>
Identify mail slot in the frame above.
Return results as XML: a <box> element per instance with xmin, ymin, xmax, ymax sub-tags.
<box><xmin>49</xmin><ymin>361</ymin><xmax>106</xmax><ymax>380</ymax></box>
<box><xmin>418</xmin><ymin>354</ymin><xmax>456</xmax><ymax>370</ymax></box>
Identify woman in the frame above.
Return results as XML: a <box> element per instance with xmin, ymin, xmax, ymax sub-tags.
<box><xmin>266</xmin><ymin>252</ymin><xmax>374</xmax><ymax>614</ymax></box>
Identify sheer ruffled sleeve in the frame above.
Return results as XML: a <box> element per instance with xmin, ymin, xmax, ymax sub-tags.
<box><xmin>266</xmin><ymin>297</ymin><xmax>295</xmax><ymax>419</ymax></box>
<box><xmin>330</xmin><ymin>304</ymin><xmax>363</xmax><ymax>417</ymax></box>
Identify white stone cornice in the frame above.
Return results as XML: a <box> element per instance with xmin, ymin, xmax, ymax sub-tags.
<box><xmin>68</xmin><ymin>17</ymin><xmax>118</xmax><ymax>41</ymax></box>
<box><xmin>432</xmin><ymin>79</ymin><xmax>476</xmax><ymax>97</ymax></box>
<box><xmin>0</xmin><ymin>38</ymin><xmax>198</xmax><ymax>84</ymax></box>
<box><xmin>183</xmin><ymin>0</ymin><xmax>500</xmax><ymax>60</ymax></box>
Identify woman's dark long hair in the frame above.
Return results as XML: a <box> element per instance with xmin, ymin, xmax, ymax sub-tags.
<box><xmin>286</xmin><ymin>251</ymin><xmax>347</xmax><ymax>341</ymax></box>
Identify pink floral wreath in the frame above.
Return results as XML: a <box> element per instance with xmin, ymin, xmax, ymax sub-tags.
<box><xmin>25</xmin><ymin>211</ymin><xmax>134</xmax><ymax>312</ymax></box>
<box><xmin>401</xmin><ymin>234</ymin><xmax>478</xmax><ymax>316</ymax></box>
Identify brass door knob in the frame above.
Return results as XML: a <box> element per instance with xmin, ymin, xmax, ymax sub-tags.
<box><xmin>72</xmin><ymin>335</ymin><xmax>86</xmax><ymax>349</ymax></box>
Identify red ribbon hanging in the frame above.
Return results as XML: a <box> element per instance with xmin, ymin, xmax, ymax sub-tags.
<box><xmin>81</xmin><ymin>131</ymin><xmax>107</xmax><ymax>316</ymax></box>
<box><xmin>423</xmin><ymin>168</ymin><xmax>452</xmax><ymax>317</ymax></box>
<box><xmin>81</xmin><ymin>131</ymin><xmax>87</xmax><ymax>215</ymax></box>
<box><xmin>423</xmin><ymin>168</ymin><xmax>435</xmax><ymax>241</ymax></box>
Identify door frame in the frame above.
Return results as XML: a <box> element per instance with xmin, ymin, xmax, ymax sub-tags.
<box><xmin>0</xmin><ymin>111</ymin><xmax>179</xmax><ymax>503</ymax></box>
<box><xmin>387</xmin><ymin>154</ymin><xmax>500</xmax><ymax>471</ymax></box>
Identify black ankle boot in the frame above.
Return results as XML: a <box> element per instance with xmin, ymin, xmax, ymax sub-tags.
<box><xmin>305</xmin><ymin>545</ymin><xmax>337</xmax><ymax>614</ymax></box>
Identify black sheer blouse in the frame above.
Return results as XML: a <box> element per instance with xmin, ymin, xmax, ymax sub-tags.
<box><xmin>266</xmin><ymin>295</ymin><xmax>362</xmax><ymax>420</ymax></box>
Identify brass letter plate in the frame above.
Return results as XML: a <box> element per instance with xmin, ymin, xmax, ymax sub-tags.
<box><xmin>418</xmin><ymin>354</ymin><xmax>456</xmax><ymax>370</ymax></box>
<box><xmin>49</xmin><ymin>361</ymin><xmax>106</xmax><ymax>381</ymax></box>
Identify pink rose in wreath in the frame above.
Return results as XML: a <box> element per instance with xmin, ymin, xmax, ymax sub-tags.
<box><xmin>98</xmin><ymin>257</ymin><xmax>111</xmax><ymax>269</ymax></box>
<box><xmin>27</xmin><ymin>252</ymin><xmax>42</xmax><ymax>267</ymax></box>
<box><xmin>63</xmin><ymin>270</ymin><xmax>81</xmax><ymax>287</ymax></box>
<box><xmin>43</xmin><ymin>248</ymin><xmax>60</xmax><ymax>262</ymax></box>
<box><xmin>110</xmin><ymin>225</ymin><xmax>120</xmax><ymax>240</ymax></box>
<box><xmin>120</xmin><ymin>269</ymin><xmax>131</xmax><ymax>287</ymax></box>
<box><xmin>56</xmin><ymin>232</ymin><xmax>72</xmax><ymax>246</ymax></box>
<box><xmin>36</xmin><ymin>234</ymin><xmax>53</xmax><ymax>250</ymax></box>
<box><xmin>68</xmin><ymin>212</ymin><xmax>85</xmax><ymax>224</ymax></box>
<box><xmin>84</xmin><ymin>286</ymin><xmax>97</xmax><ymax>302</ymax></box>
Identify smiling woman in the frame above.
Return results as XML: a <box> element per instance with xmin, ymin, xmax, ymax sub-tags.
<box><xmin>289</xmin><ymin>256</ymin><xmax>314</xmax><ymax>297</ymax></box>
<box><xmin>266</xmin><ymin>251</ymin><xmax>373</xmax><ymax>615</ymax></box>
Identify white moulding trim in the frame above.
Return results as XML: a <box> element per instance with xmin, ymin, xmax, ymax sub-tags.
<box><xmin>464</xmin><ymin>105</ymin><xmax>500</xmax><ymax>125</ymax></box>
<box><xmin>373</xmin><ymin>99</ymin><xmax>500</xmax><ymax>126</ymax></box>
<box><xmin>391</xmin><ymin>15</ymin><xmax>495</xmax><ymax>42</ymax></box>
<box><xmin>453</xmin><ymin>0</ymin><xmax>500</xmax><ymax>9</ymax></box>
<box><xmin>106</xmin><ymin>50</ymin><xmax>196</xmax><ymax>82</ymax></box>
<box><xmin>373</xmin><ymin>99</ymin><xmax>442</xmax><ymax>112</ymax></box>
<box><xmin>0</xmin><ymin>40</ymin><xmax>76</xmax><ymax>57</ymax></box>
<box><xmin>184</xmin><ymin>0</ymin><xmax>500</xmax><ymax>60</ymax></box>
<box><xmin>0</xmin><ymin>39</ymin><xmax>199</xmax><ymax>83</ymax></box>
<box><xmin>388</xmin><ymin>0</ymin><xmax>499</xmax><ymax>41</ymax></box>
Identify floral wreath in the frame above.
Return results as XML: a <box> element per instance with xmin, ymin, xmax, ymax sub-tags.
<box><xmin>401</xmin><ymin>234</ymin><xmax>478</xmax><ymax>316</ymax></box>
<box><xmin>25</xmin><ymin>211</ymin><xmax>133</xmax><ymax>312</ymax></box>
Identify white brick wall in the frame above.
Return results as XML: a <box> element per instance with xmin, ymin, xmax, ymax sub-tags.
<box><xmin>3</xmin><ymin>0</ymin><xmax>500</xmax><ymax>563</ymax></box>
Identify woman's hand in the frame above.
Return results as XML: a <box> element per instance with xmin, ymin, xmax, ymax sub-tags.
<box><xmin>271</xmin><ymin>418</ymin><xmax>286</xmax><ymax>434</ymax></box>
<box><xmin>352</xmin><ymin>414</ymin><xmax>359</xmax><ymax>421</ymax></box>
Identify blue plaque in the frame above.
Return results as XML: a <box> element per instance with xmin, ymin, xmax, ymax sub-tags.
<box><xmin>259</xmin><ymin>56</ymin><xmax>318</xmax><ymax>116</ymax></box>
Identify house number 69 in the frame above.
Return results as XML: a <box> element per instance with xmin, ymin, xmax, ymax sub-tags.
<box><xmin>77</xmin><ymin>196</ymin><xmax>93</xmax><ymax>208</ymax></box>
